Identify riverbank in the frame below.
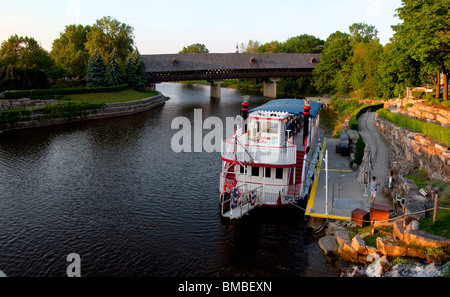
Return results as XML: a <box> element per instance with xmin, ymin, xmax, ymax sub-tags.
<box><xmin>316</xmin><ymin>111</ymin><xmax>450</xmax><ymax>277</ymax></box>
<box><xmin>0</xmin><ymin>92</ymin><xmax>167</xmax><ymax>134</ymax></box>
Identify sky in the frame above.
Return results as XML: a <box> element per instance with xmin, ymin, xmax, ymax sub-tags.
<box><xmin>0</xmin><ymin>0</ymin><xmax>403</xmax><ymax>54</ymax></box>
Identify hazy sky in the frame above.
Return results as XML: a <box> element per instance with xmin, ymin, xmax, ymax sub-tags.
<box><xmin>0</xmin><ymin>0</ymin><xmax>403</xmax><ymax>54</ymax></box>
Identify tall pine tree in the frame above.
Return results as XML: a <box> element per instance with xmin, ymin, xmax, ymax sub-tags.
<box><xmin>86</xmin><ymin>51</ymin><xmax>106</xmax><ymax>87</ymax></box>
<box><xmin>125</xmin><ymin>50</ymin><xmax>146</xmax><ymax>91</ymax></box>
<box><xmin>106</xmin><ymin>49</ymin><xmax>124</xmax><ymax>86</ymax></box>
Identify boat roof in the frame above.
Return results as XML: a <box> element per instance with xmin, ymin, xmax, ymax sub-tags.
<box><xmin>249</xmin><ymin>99</ymin><xmax>321</xmax><ymax>118</ymax></box>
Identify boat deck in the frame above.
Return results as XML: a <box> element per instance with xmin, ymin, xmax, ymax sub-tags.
<box><xmin>305</xmin><ymin>138</ymin><xmax>371</xmax><ymax>220</ymax></box>
<box><xmin>222</xmin><ymin>202</ymin><xmax>258</xmax><ymax>219</ymax></box>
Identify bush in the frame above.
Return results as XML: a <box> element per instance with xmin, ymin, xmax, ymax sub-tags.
<box><xmin>350</xmin><ymin>136</ymin><xmax>366</xmax><ymax>166</ymax></box>
<box><xmin>377</xmin><ymin>108</ymin><xmax>450</xmax><ymax>147</ymax></box>
<box><xmin>404</xmin><ymin>103</ymin><xmax>414</xmax><ymax>111</ymax></box>
<box><xmin>3</xmin><ymin>84</ymin><xmax>129</xmax><ymax>99</ymax></box>
<box><xmin>0</xmin><ymin>102</ymin><xmax>105</xmax><ymax>129</ymax></box>
<box><xmin>349</xmin><ymin>103</ymin><xmax>385</xmax><ymax>130</ymax></box>
<box><xmin>412</xmin><ymin>91</ymin><xmax>424</xmax><ymax>99</ymax></box>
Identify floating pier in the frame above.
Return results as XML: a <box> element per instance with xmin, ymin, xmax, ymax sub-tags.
<box><xmin>305</xmin><ymin>138</ymin><xmax>371</xmax><ymax>221</ymax></box>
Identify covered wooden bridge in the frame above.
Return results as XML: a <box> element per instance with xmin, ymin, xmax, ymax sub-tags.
<box><xmin>142</xmin><ymin>53</ymin><xmax>321</xmax><ymax>98</ymax></box>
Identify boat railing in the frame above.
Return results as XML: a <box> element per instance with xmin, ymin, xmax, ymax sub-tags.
<box><xmin>221</xmin><ymin>186</ymin><xmax>264</xmax><ymax>218</ymax></box>
<box><xmin>221</xmin><ymin>137</ymin><xmax>297</xmax><ymax>166</ymax></box>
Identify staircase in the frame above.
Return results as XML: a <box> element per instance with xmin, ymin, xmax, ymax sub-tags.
<box><xmin>288</xmin><ymin>150</ymin><xmax>305</xmax><ymax>197</ymax></box>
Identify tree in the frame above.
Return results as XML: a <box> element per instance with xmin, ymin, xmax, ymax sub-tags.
<box><xmin>239</xmin><ymin>40</ymin><xmax>261</xmax><ymax>53</ymax></box>
<box><xmin>280</xmin><ymin>34</ymin><xmax>324</xmax><ymax>53</ymax></box>
<box><xmin>105</xmin><ymin>49</ymin><xmax>124</xmax><ymax>86</ymax></box>
<box><xmin>258</xmin><ymin>41</ymin><xmax>283</xmax><ymax>53</ymax></box>
<box><xmin>0</xmin><ymin>34</ymin><xmax>53</xmax><ymax>70</ymax></box>
<box><xmin>50</xmin><ymin>24</ymin><xmax>91</xmax><ymax>77</ymax></box>
<box><xmin>313</xmin><ymin>31</ymin><xmax>353</xmax><ymax>94</ymax></box>
<box><xmin>85</xmin><ymin>16</ymin><xmax>134</xmax><ymax>66</ymax></box>
<box><xmin>178</xmin><ymin>43</ymin><xmax>209</xmax><ymax>54</ymax></box>
<box><xmin>374</xmin><ymin>38</ymin><xmax>422</xmax><ymax>99</ymax></box>
<box><xmin>86</xmin><ymin>52</ymin><xmax>106</xmax><ymax>87</ymax></box>
<box><xmin>349</xmin><ymin>23</ymin><xmax>379</xmax><ymax>45</ymax></box>
<box><xmin>350</xmin><ymin>40</ymin><xmax>383</xmax><ymax>98</ymax></box>
<box><xmin>125</xmin><ymin>50</ymin><xmax>146</xmax><ymax>91</ymax></box>
<box><xmin>393</xmin><ymin>0</ymin><xmax>450</xmax><ymax>100</ymax></box>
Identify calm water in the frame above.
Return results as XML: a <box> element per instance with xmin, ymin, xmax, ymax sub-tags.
<box><xmin>0</xmin><ymin>83</ymin><xmax>338</xmax><ymax>277</ymax></box>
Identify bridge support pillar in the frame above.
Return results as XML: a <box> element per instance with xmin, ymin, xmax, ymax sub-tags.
<box><xmin>263</xmin><ymin>78</ymin><xmax>280</xmax><ymax>98</ymax></box>
<box><xmin>210</xmin><ymin>80</ymin><xmax>224</xmax><ymax>99</ymax></box>
<box><xmin>146</xmin><ymin>83</ymin><xmax>157</xmax><ymax>91</ymax></box>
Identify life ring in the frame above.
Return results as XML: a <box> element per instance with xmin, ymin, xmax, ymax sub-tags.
<box><xmin>250</xmin><ymin>190</ymin><xmax>257</xmax><ymax>206</ymax></box>
<box><xmin>224</xmin><ymin>184</ymin><xmax>232</xmax><ymax>193</ymax></box>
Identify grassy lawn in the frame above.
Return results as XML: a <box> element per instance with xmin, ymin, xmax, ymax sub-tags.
<box><xmin>64</xmin><ymin>89</ymin><xmax>159</xmax><ymax>104</ymax></box>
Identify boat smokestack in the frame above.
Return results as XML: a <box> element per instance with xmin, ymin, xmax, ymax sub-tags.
<box><xmin>303</xmin><ymin>100</ymin><xmax>311</xmax><ymax>146</ymax></box>
<box><xmin>241</xmin><ymin>96</ymin><xmax>250</xmax><ymax>121</ymax></box>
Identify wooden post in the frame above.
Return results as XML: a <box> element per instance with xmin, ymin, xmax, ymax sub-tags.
<box><xmin>433</xmin><ymin>192</ymin><xmax>439</xmax><ymax>223</ymax></box>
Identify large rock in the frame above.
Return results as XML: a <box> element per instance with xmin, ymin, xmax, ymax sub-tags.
<box><xmin>351</xmin><ymin>235</ymin><xmax>370</xmax><ymax>255</ymax></box>
<box><xmin>376</xmin><ymin>236</ymin><xmax>408</xmax><ymax>257</ymax></box>
<box><xmin>403</xmin><ymin>230</ymin><xmax>450</xmax><ymax>249</ymax></box>
<box><xmin>404</xmin><ymin>192</ymin><xmax>426</xmax><ymax>222</ymax></box>
<box><xmin>335</xmin><ymin>230</ymin><xmax>350</xmax><ymax>247</ymax></box>
<box><xmin>318</xmin><ymin>236</ymin><xmax>337</xmax><ymax>256</ymax></box>
<box><xmin>393</xmin><ymin>219</ymin><xmax>406</xmax><ymax>241</ymax></box>
<box><xmin>338</xmin><ymin>241</ymin><xmax>360</xmax><ymax>263</ymax></box>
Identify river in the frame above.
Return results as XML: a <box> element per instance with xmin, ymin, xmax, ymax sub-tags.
<box><xmin>0</xmin><ymin>83</ymin><xmax>338</xmax><ymax>277</ymax></box>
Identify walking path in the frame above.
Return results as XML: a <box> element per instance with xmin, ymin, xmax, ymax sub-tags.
<box><xmin>357</xmin><ymin>111</ymin><xmax>390</xmax><ymax>208</ymax></box>
<box><xmin>305</xmin><ymin>111</ymin><xmax>391</xmax><ymax>220</ymax></box>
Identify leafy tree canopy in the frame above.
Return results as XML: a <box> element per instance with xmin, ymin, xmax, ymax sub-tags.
<box><xmin>50</xmin><ymin>24</ymin><xmax>91</xmax><ymax>77</ymax></box>
<box><xmin>280</xmin><ymin>34</ymin><xmax>325</xmax><ymax>53</ymax></box>
<box><xmin>178</xmin><ymin>43</ymin><xmax>209</xmax><ymax>54</ymax></box>
<box><xmin>393</xmin><ymin>0</ymin><xmax>449</xmax><ymax>100</ymax></box>
<box><xmin>0</xmin><ymin>34</ymin><xmax>53</xmax><ymax>70</ymax></box>
<box><xmin>85</xmin><ymin>16</ymin><xmax>135</xmax><ymax>66</ymax></box>
<box><xmin>239</xmin><ymin>40</ymin><xmax>261</xmax><ymax>53</ymax></box>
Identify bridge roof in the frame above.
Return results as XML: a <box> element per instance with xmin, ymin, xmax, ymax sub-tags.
<box><xmin>142</xmin><ymin>53</ymin><xmax>321</xmax><ymax>72</ymax></box>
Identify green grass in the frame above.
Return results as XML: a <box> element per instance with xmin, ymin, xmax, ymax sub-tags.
<box><xmin>419</xmin><ymin>209</ymin><xmax>450</xmax><ymax>239</ymax></box>
<box><xmin>405</xmin><ymin>168</ymin><xmax>430</xmax><ymax>189</ymax></box>
<box><xmin>64</xmin><ymin>89</ymin><xmax>159</xmax><ymax>104</ymax></box>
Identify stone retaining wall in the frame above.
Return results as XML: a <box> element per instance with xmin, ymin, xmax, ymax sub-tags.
<box><xmin>375</xmin><ymin>113</ymin><xmax>450</xmax><ymax>183</ymax></box>
<box><xmin>385</xmin><ymin>98</ymin><xmax>450</xmax><ymax>128</ymax></box>
<box><xmin>0</xmin><ymin>94</ymin><xmax>167</xmax><ymax>133</ymax></box>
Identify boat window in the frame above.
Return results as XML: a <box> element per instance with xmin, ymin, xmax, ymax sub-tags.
<box><xmin>251</xmin><ymin>166</ymin><xmax>260</xmax><ymax>177</ymax></box>
<box><xmin>275</xmin><ymin>168</ymin><xmax>283</xmax><ymax>180</ymax></box>
<box><xmin>270</xmin><ymin>121</ymin><xmax>279</xmax><ymax>134</ymax></box>
<box><xmin>261</xmin><ymin>121</ymin><xmax>270</xmax><ymax>133</ymax></box>
<box><xmin>265</xmin><ymin>167</ymin><xmax>271</xmax><ymax>178</ymax></box>
<box><xmin>239</xmin><ymin>165</ymin><xmax>246</xmax><ymax>175</ymax></box>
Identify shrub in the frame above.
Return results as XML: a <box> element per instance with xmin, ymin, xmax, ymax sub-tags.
<box><xmin>377</xmin><ymin>108</ymin><xmax>450</xmax><ymax>147</ymax></box>
<box><xmin>350</xmin><ymin>136</ymin><xmax>366</xmax><ymax>166</ymax></box>
<box><xmin>0</xmin><ymin>102</ymin><xmax>104</xmax><ymax>129</ymax></box>
<box><xmin>412</xmin><ymin>91</ymin><xmax>424</xmax><ymax>99</ymax></box>
<box><xmin>404</xmin><ymin>103</ymin><xmax>414</xmax><ymax>111</ymax></box>
<box><xmin>3</xmin><ymin>84</ymin><xmax>129</xmax><ymax>99</ymax></box>
<box><xmin>349</xmin><ymin>103</ymin><xmax>385</xmax><ymax>130</ymax></box>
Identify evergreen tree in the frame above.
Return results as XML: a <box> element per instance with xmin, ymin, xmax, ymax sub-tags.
<box><xmin>125</xmin><ymin>50</ymin><xmax>146</xmax><ymax>91</ymax></box>
<box><xmin>106</xmin><ymin>49</ymin><xmax>124</xmax><ymax>86</ymax></box>
<box><xmin>86</xmin><ymin>52</ymin><xmax>106</xmax><ymax>87</ymax></box>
